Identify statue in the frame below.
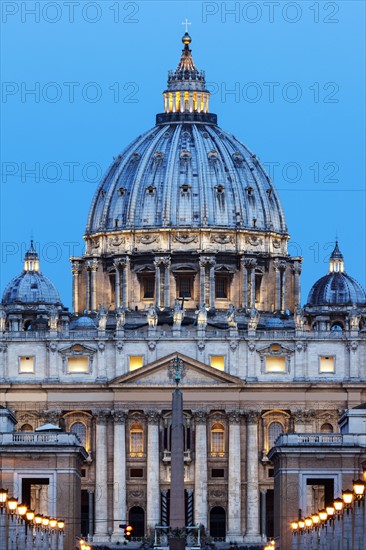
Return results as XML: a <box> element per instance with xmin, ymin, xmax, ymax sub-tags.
<box><xmin>97</xmin><ymin>304</ymin><xmax>108</xmax><ymax>330</ymax></box>
<box><xmin>116</xmin><ymin>307</ymin><xmax>126</xmax><ymax>329</ymax></box>
<box><xmin>0</xmin><ymin>306</ymin><xmax>6</xmax><ymax>331</ymax></box>
<box><xmin>48</xmin><ymin>306</ymin><xmax>59</xmax><ymax>331</ymax></box>
<box><xmin>173</xmin><ymin>299</ymin><xmax>185</xmax><ymax>329</ymax></box>
<box><xmin>294</xmin><ymin>305</ymin><xmax>305</xmax><ymax>330</ymax></box>
<box><xmin>195</xmin><ymin>304</ymin><xmax>207</xmax><ymax>330</ymax></box>
<box><xmin>349</xmin><ymin>306</ymin><xmax>361</xmax><ymax>331</ymax></box>
<box><xmin>226</xmin><ymin>303</ymin><xmax>237</xmax><ymax>329</ymax></box>
<box><xmin>247</xmin><ymin>307</ymin><xmax>260</xmax><ymax>330</ymax></box>
<box><xmin>146</xmin><ymin>304</ymin><xmax>158</xmax><ymax>328</ymax></box>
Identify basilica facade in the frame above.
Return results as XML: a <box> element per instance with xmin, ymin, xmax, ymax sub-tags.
<box><xmin>1</xmin><ymin>32</ymin><xmax>366</xmax><ymax>548</ymax></box>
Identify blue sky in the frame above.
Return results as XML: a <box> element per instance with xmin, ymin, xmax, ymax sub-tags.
<box><xmin>1</xmin><ymin>0</ymin><xmax>365</xmax><ymax>309</ymax></box>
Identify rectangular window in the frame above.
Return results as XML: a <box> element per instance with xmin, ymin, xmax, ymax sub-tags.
<box><xmin>67</xmin><ymin>357</ymin><xmax>89</xmax><ymax>373</ymax></box>
<box><xmin>319</xmin><ymin>356</ymin><xmax>335</xmax><ymax>373</ymax></box>
<box><xmin>215</xmin><ymin>276</ymin><xmax>228</xmax><ymax>299</ymax></box>
<box><xmin>129</xmin><ymin>356</ymin><xmax>144</xmax><ymax>371</ymax></box>
<box><xmin>19</xmin><ymin>356</ymin><xmax>35</xmax><ymax>373</ymax></box>
<box><xmin>265</xmin><ymin>356</ymin><xmax>286</xmax><ymax>373</ymax></box>
<box><xmin>130</xmin><ymin>468</ymin><xmax>144</xmax><ymax>478</ymax></box>
<box><xmin>142</xmin><ymin>276</ymin><xmax>155</xmax><ymax>299</ymax></box>
<box><xmin>210</xmin><ymin>355</ymin><xmax>225</xmax><ymax>371</ymax></box>
<box><xmin>211</xmin><ymin>468</ymin><xmax>225</xmax><ymax>478</ymax></box>
<box><xmin>178</xmin><ymin>276</ymin><xmax>192</xmax><ymax>298</ymax></box>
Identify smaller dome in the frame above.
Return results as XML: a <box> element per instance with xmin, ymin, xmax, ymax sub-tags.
<box><xmin>182</xmin><ymin>32</ymin><xmax>191</xmax><ymax>45</ymax></box>
<box><xmin>307</xmin><ymin>242</ymin><xmax>366</xmax><ymax>307</ymax></box>
<box><xmin>2</xmin><ymin>242</ymin><xmax>62</xmax><ymax>307</ymax></box>
<box><xmin>307</xmin><ymin>272</ymin><xmax>366</xmax><ymax>307</ymax></box>
<box><xmin>70</xmin><ymin>315</ymin><xmax>97</xmax><ymax>329</ymax></box>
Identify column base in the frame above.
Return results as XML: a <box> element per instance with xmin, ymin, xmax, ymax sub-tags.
<box><xmin>242</xmin><ymin>533</ymin><xmax>262</xmax><ymax>544</ymax></box>
<box><xmin>111</xmin><ymin>533</ymin><xmax>125</xmax><ymax>543</ymax></box>
<box><xmin>92</xmin><ymin>534</ymin><xmax>109</xmax><ymax>543</ymax></box>
<box><xmin>226</xmin><ymin>534</ymin><xmax>243</xmax><ymax>543</ymax></box>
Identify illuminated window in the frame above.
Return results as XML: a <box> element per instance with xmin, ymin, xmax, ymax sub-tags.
<box><xmin>130</xmin><ymin>422</ymin><xmax>144</xmax><ymax>456</ymax></box>
<box><xmin>265</xmin><ymin>356</ymin><xmax>286</xmax><ymax>373</ymax></box>
<box><xmin>319</xmin><ymin>356</ymin><xmax>335</xmax><ymax>373</ymax></box>
<box><xmin>210</xmin><ymin>422</ymin><xmax>225</xmax><ymax>456</ymax></box>
<box><xmin>215</xmin><ymin>276</ymin><xmax>229</xmax><ymax>299</ymax></box>
<box><xmin>70</xmin><ymin>422</ymin><xmax>87</xmax><ymax>446</ymax></box>
<box><xmin>67</xmin><ymin>357</ymin><xmax>89</xmax><ymax>373</ymax></box>
<box><xmin>268</xmin><ymin>422</ymin><xmax>283</xmax><ymax>449</ymax></box>
<box><xmin>19</xmin><ymin>356</ymin><xmax>34</xmax><ymax>373</ymax></box>
<box><xmin>129</xmin><ymin>356</ymin><xmax>144</xmax><ymax>371</ymax></box>
<box><xmin>210</xmin><ymin>356</ymin><xmax>225</xmax><ymax>371</ymax></box>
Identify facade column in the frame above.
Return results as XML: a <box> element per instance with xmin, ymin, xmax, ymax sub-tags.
<box><xmin>199</xmin><ymin>258</ymin><xmax>207</xmax><ymax>306</ymax></box>
<box><xmin>163</xmin><ymin>257</ymin><xmax>171</xmax><ymax>309</ymax></box>
<box><xmin>88</xmin><ymin>260</ymin><xmax>98</xmax><ymax>312</ymax></box>
<box><xmin>242</xmin><ymin>257</ymin><xmax>248</xmax><ymax>310</ymax></box>
<box><xmin>94</xmin><ymin>410</ymin><xmax>109</xmax><ymax>540</ymax></box>
<box><xmin>88</xmin><ymin>489</ymin><xmax>94</xmax><ymax>537</ymax></box>
<box><xmin>161</xmin><ymin>490</ymin><xmax>168</xmax><ymax>526</ymax></box>
<box><xmin>274</xmin><ymin>261</ymin><xmax>282</xmax><ymax>312</ymax></box>
<box><xmin>281</xmin><ymin>265</ymin><xmax>287</xmax><ymax>313</ymax></box>
<box><xmin>114</xmin><ymin>260</ymin><xmax>121</xmax><ymax>309</ymax></box>
<box><xmin>154</xmin><ymin>259</ymin><xmax>161</xmax><ymax>309</ymax></box>
<box><xmin>209</xmin><ymin>258</ymin><xmax>216</xmax><ymax>310</ymax></box>
<box><xmin>86</xmin><ymin>268</ymin><xmax>91</xmax><ymax>312</ymax></box>
<box><xmin>193</xmin><ymin>410</ymin><xmax>208</xmax><ymax>528</ymax></box>
<box><xmin>146</xmin><ymin>410</ymin><xmax>161</xmax><ymax>529</ymax></box>
<box><xmin>292</xmin><ymin>262</ymin><xmax>302</xmax><ymax>308</ymax></box>
<box><xmin>112</xmin><ymin>410</ymin><xmax>127</xmax><ymax>540</ymax></box>
<box><xmin>260</xmin><ymin>489</ymin><xmax>267</xmax><ymax>539</ymax></box>
<box><xmin>250</xmin><ymin>264</ymin><xmax>256</xmax><ymax>308</ymax></box>
<box><xmin>71</xmin><ymin>261</ymin><xmax>80</xmax><ymax>313</ymax></box>
<box><xmin>227</xmin><ymin>411</ymin><xmax>242</xmax><ymax>542</ymax></box>
<box><xmin>243</xmin><ymin>410</ymin><xmax>261</xmax><ymax>544</ymax></box>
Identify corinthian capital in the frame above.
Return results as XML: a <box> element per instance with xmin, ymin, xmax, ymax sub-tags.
<box><xmin>111</xmin><ymin>409</ymin><xmax>127</xmax><ymax>424</ymax></box>
<box><xmin>243</xmin><ymin>409</ymin><xmax>260</xmax><ymax>424</ymax></box>
<box><xmin>145</xmin><ymin>409</ymin><xmax>160</xmax><ymax>424</ymax></box>
<box><xmin>192</xmin><ymin>410</ymin><xmax>208</xmax><ymax>424</ymax></box>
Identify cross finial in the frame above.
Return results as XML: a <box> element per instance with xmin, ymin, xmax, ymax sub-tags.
<box><xmin>182</xmin><ymin>18</ymin><xmax>191</xmax><ymax>33</ymax></box>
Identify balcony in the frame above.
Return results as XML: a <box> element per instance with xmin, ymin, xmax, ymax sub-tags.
<box><xmin>162</xmin><ymin>450</ymin><xmax>192</xmax><ymax>463</ymax></box>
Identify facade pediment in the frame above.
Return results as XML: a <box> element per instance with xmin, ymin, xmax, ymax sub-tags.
<box><xmin>58</xmin><ymin>343</ymin><xmax>96</xmax><ymax>357</ymax></box>
<box><xmin>256</xmin><ymin>343</ymin><xmax>295</xmax><ymax>356</ymax></box>
<box><xmin>111</xmin><ymin>352</ymin><xmax>244</xmax><ymax>387</ymax></box>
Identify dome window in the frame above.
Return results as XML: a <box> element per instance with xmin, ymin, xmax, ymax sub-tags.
<box><xmin>131</xmin><ymin>152</ymin><xmax>141</xmax><ymax>162</ymax></box>
<box><xmin>180</xmin><ymin>150</ymin><xmax>192</xmax><ymax>160</ymax></box>
<box><xmin>100</xmin><ymin>189</ymin><xmax>106</xmax><ymax>198</ymax></box>
<box><xmin>114</xmin><ymin>219</ymin><xmax>119</xmax><ymax>228</ymax></box>
<box><xmin>208</xmin><ymin>149</ymin><xmax>218</xmax><ymax>160</ymax></box>
<box><xmin>246</xmin><ymin>186</ymin><xmax>253</xmax><ymax>196</ymax></box>
<box><xmin>146</xmin><ymin>185</ymin><xmax>156</xmax><ymax>195</ymax></box>
<box><xmin>118</xmin><ymin>187</ymin><xmax>126</xmax><ymax>196</ymax></box>
<box><xmin>215</xmin><ymin>185</ymin><xmax>224</xmax><ymax>194</ymax></box>
<box><xmin>180</xmin><ymin>184</ymin><xmax>191</xmax><ymax>194</ymax></box>
<box><xmin>266</xmin><ymin>188</ymin><xmax>272</xmax><ymax>198</ymax></box>
<box><xmin>153</xmin><ymin>151</ymin><xmax>164</xmax><ymax>161</ymax></box>
<box><xmin>232</xmin><ymin>152</ymin><xmax>243</xmax><ymax>164</ymax></box>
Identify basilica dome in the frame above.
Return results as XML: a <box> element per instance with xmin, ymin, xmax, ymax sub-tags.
<box><xmin>86</xmin><ymin>34</ymin><xmax>287</xmax><ymax>237</ymax></box>
<box><xmin>2</xmin><ymin>242</ymin><xmax>62</xmax><ymax>307</ymax></box>
<box><xmin>307</xmin><ymin>242</ymin><xmax>366</xmax><ymax>307</ymax></box>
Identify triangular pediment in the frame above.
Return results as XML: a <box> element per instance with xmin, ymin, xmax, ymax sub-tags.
<box><xmin>110</xmin><ymin>352</ymin><xmax>244</xmax><ymax>387</ymax></box>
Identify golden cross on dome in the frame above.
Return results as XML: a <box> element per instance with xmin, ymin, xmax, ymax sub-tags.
<box><xmin>182</xmin><ymin>18</ymin><xmax>191</xmax><ymax>33</ymax></box>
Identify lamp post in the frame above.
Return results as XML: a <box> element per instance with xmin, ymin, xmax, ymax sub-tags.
<box><xmin>7</xmin><ymin>497</ymin><xmax>18</xmax><ymax>550</ymax></box>
<box><xmin>332</xmin><ymin>498</ymin><xmax>344</xmax><ymax>550</ymax></box>
<box><xmin>291</xmin><ymin>521</ymin><xmax>299</xmax><ymax>550</ymax></box>
<box><xmin>304</xmin><ymin>517</ymin><xmax>313</xmax><ymax>550</ymax></box>
<box><xmin>57</xmin><ymin>519</ymin><xmax>65</xmax><ymax>550</ymax></box>
<box><xmin>49</xmin><ymin>518</ymin><xmax>58</xmax><ymax>550</ymax></box>
<box><xmin>0</xmin><ymin>489</ymin><xmax>9</xmax><ymax>550</ymax></box>
<box><xmin>311</xmin><ymin>513</ymin><xmax>320</xmax><ymax>550</ymax></box>
<box><xmin>342</xmin><ymin>490</ymin><xmax>354</xmax><ymax>550</ymax></box>
<box><xmin>318</xmin><ymin>509</ymin><xmax>328</xmax><ymax>550</ymax></box>
<box><xmin>352</xmin><ymin>479</ymin><xmax>365</xmax><ymax>550</ymax></box>
<box><xmin>25</xmin><ymin>510</ymin><xmax>35</xmax><ymax>550</ymax></box>
<box><xmin>16</xmin><ymin>503</ymin><xmax>28</xmax><ymax>548</ymax></box>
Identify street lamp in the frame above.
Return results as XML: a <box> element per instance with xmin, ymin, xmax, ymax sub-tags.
<box><xmin>7</xmin><ymin>498</ymin><xmax>18</xmax><ymax>514</ymax></box>
<box><xmin>333</xmin><ymin>498</ymin><xmax>344</xmax><ymax>515</ymax></box>
<box><xmin>342</xmin><ymin>490</ymin><xmax>354</xmax><ymax>510</ymax></box>
<box><xmin>318</xmin><ymin>509</ymin><xmax>328</xmax><ymax>523</ymax></box>
<box><xmin>311</xmin><ymin>514</ymin><xmax>320</xmax><ymax>526</ymax></box>
<box><xmin>0</xmin><ymin>488</ymin><xmax>8</xmax><ymax>509</ymax></box>
<box><xmin>353</xmin><ymin>479</ymin><xmax>366</xmax><ymax>501</ymax></box>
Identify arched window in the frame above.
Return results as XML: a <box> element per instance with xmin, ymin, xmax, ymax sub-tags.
<box><xmin>331</xmin><ymin>324</ymin><xmax>343</xmax><ymax>332</ymax></box>
<box><xmin>268</xmin><ymin>421</ymin><xmax>283</xmax><ymax>449</ymax></box>
<box><xmin>320</xmin><ymin>423</ymin><xmax>334</xmax><ymax>433</ymax></box>
<box><xmin>130</xmin><ymin>422</ymin><xmax>144</xmax><ymax>456</ymax></box>
<box><xmin>70</xmin><ymin>422</ymin><xmax>87</xmax><ymax>446</ymax></box>
<box><xmin>20</xmin><ymin>423</ymin><xmax>33</xmax><ymax>432</ymax></box>
<box><xmin>210</xmin><ymin>422</ymin><xmax>225</xmax><ymax>456</ymax></box>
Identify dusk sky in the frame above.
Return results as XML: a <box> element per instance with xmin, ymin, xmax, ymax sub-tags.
<box><xmin>1</xmin><ymin>0</ymin><xmax>365</xmax><ymax>309</ymax></box>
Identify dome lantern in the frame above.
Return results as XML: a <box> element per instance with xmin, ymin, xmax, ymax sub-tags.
<box><xmin>329</xmin><ymin>241</ymin><xmax>344</xmax><ymax>273</ymax></box>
